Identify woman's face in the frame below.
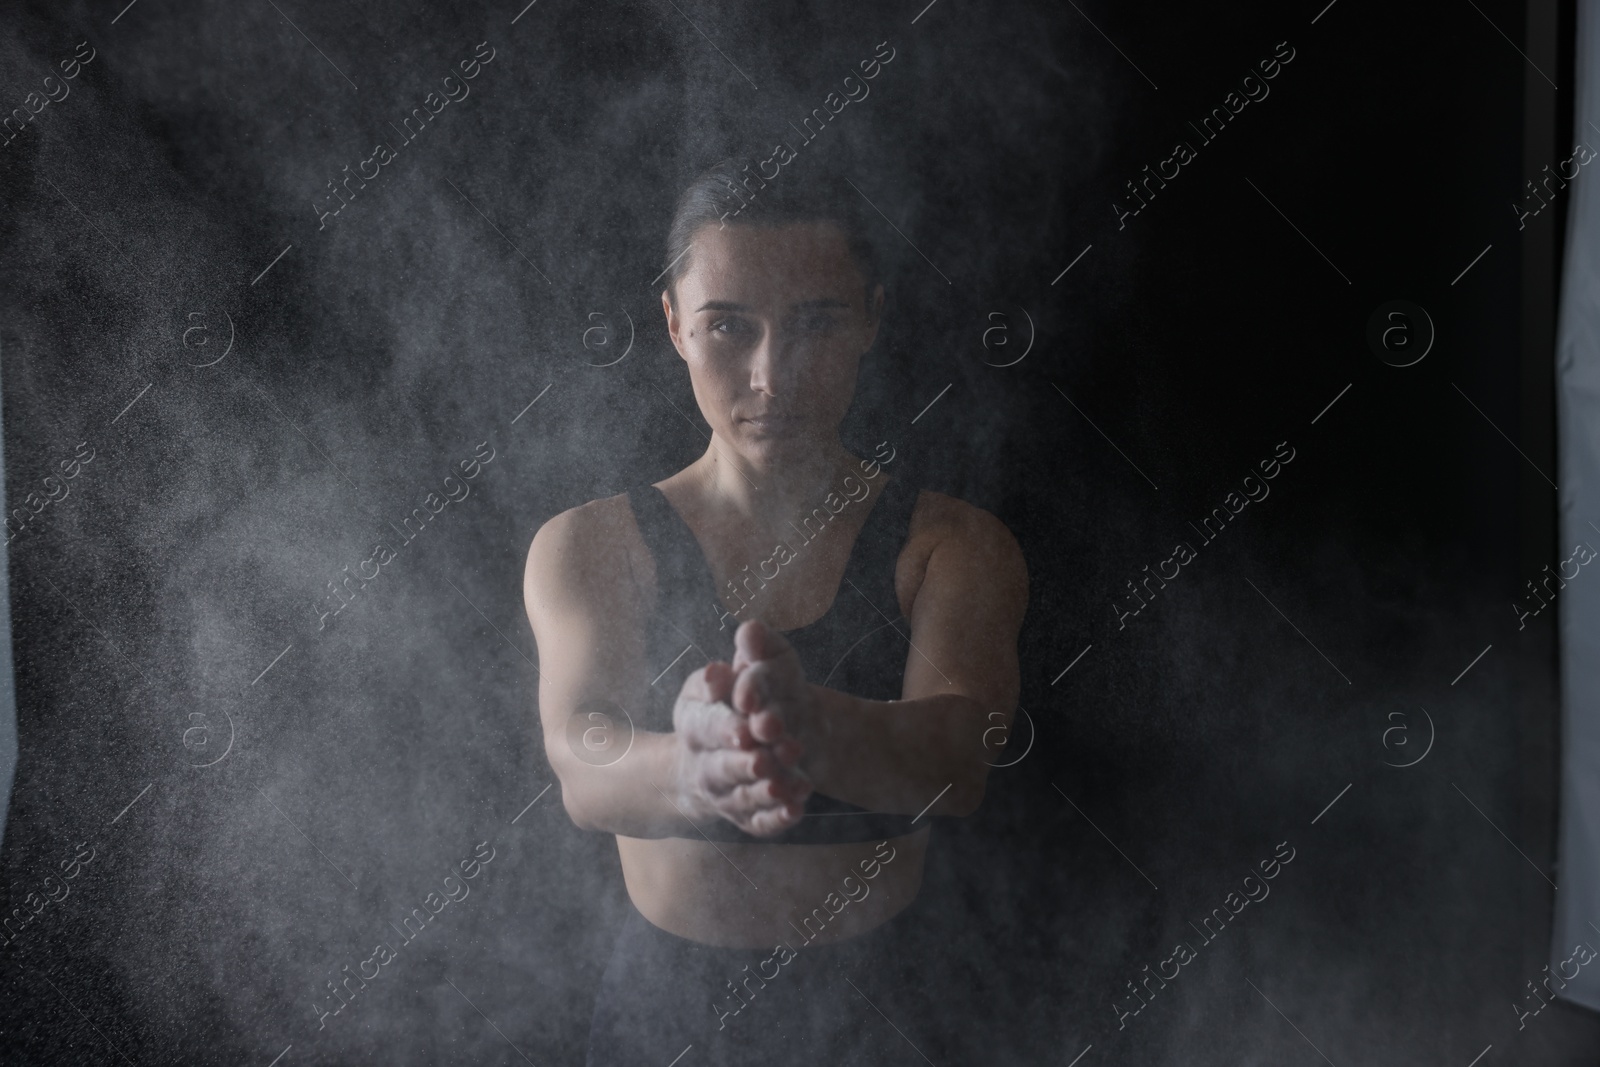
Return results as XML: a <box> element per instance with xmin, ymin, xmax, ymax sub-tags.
<box><xmin>662</xmin><ymin>220</ymin><xmax>883</xmax><ymax>467</ymax></box>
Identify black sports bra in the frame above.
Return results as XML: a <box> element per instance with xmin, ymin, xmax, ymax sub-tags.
<box><xmin>626</xmin><ymin>474</ymin><xmax>931</xmax><ymax>844</ymax></box>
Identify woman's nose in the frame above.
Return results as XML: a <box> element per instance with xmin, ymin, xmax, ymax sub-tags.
<box><xmin>748</xmin><ymin>328</ymin><xmax>781</xmax><ymax>396</ymax></box>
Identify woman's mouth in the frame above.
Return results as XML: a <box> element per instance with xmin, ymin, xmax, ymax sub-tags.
<box><xmin>740</xmin><ymin>414</ymin><xmax>795</xmax><ymax>434</ymax></box>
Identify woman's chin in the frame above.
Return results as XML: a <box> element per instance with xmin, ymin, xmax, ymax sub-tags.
<box><xmin>737</xmin><ymin>429</ymin><xmax>830</xmax><ymax>464</ymax></box>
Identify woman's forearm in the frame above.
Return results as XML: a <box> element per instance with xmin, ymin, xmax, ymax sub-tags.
<box><xmin>800</xmin><ymin>685</ymin><xmax>994</xmax><ymax>818</ymax></box>
<box><xmin>551</xmin><ymin>729</ymin><xmax>705</xmax><ymax>839</ymax></box>
<box><xmin>552</xmin><ymin>688</ymin><xmax>997</xmax><ymax>835</ymax></box>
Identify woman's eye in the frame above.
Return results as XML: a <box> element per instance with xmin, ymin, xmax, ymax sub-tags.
<box><xmin>710</xmin><ymin>318</ymin><xmax>748</xmax><ymax>336</ymax></box>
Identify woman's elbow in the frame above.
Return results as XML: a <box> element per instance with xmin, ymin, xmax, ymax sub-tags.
<box><xmin>943</xmin><ymin>775</ymin><xmax>987</xmax><ymax>818</ymax></box>
<box><xmin>545</xmin><ymin>749</ymin><xmax>602</xmax><ymax>832</ymax></box>
<box><xmin>944</xmin><ymin>700</ymin><xmax>998</xmax><ymax>816</ymax></box>
<box><xmin>560</xmin><ymin>784</ymin><xmax>599</xmax><ymax>832</ymax></box>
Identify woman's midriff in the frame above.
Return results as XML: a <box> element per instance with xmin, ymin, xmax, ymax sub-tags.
<box><xmin>616</xmin><ymin>827</ymin><xmax>930</xmax><ymax>949</ymax></box>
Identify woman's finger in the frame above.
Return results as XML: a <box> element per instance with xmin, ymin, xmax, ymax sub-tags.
<box><xmin>746</xmin><ymin>707</ymin><xmax>791</xmax><ymax>745</ymax></box>
<box><xmin>675</xmin><ymin>698</ymin><xmax>750</xmax><ymax>751</ymax></box>
<box><xmin>700</xmin><ymin>747</ymin><xmax>770</xmax><ymax>796</ymax></box>
<box><xmin>740</xmin><ymin>799</ymin><xmax>805</xmax><ymax>838</ymax></box>
<box><xmin>734</xmin><ymin>618</ymin><xmax>796</xmax><ymax>670</ymax></box>
<box><xmin>681</xmin><ymin>661</ymin><xmax>735</xmax><ymax>705</ymax></box>
<box><xmin>719</xmin><ymin>779</ymin><xmax>784</xmax><ymax>821</ymax></box>
<box><xmin>731</xmin><ymin>661</ymin><xmax>770</xmax><ymax>716</ymax></box>
<box><xmin>702</xmin><ymin>660</ymin><xmax>737</xmax><ymax>703</ymax></box>
<box><xmin>769</xmin><ymin>736</ymin><xmax>804</xmax><ymax>767</ymax></box>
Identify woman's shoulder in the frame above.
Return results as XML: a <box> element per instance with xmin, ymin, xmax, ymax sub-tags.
<box><xmin>523</xmin><ymin>490</ymin><xmax>655</xmax><ymax>606</ymax></box>
<box><xmin>906</xmin><ymin>488</ymin><xmax>1020</xmax><ymax>558</ymax></box>
<box><xmin>893</xmin><ymin>487</ymin><xmax>1027</xmax><ymax>617</ymax></box>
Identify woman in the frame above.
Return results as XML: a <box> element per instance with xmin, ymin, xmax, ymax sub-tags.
<box><xmin>523</xmin><ymin>162</ymin><xmax>1028</xmax><ymax>1066</ymax></box>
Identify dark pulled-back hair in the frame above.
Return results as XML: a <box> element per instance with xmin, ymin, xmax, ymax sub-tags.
<box><xmin>661</xmin><ymin>159</ymin><xmax>883</xmax><ymax>307</ymax></box>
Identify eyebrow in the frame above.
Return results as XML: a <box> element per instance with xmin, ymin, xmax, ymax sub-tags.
<box><xmin>693</xmin><ymin>298</ymin><xmax>851</xmax><ymax>313</ymax></box>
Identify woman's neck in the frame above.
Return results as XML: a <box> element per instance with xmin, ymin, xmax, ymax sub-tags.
<box><xmin>693</xmin><ymin>435</ymin><xmax>860</xmax><ymax>529</ymax></box>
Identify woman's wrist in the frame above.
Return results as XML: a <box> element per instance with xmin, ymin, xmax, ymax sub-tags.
<box><xmin>667</xmin><ymin>735</ymin><xmax>712</xmax><ymax>827</ymax></box>
<box><xmin>798</xmin><ymin>683</ymin><xmax>845</xmax><ymax>783</ymax></box>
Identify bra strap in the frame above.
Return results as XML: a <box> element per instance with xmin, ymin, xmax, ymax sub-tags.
<box><xmin>844</xmin><ymin>474</ymin><xmax>920</xmax><ymax>622</ymax></box>
<box><xmin>627</xmin><ymin>484</ymin><xmax>710</xmax><ymax>597</ymax></box>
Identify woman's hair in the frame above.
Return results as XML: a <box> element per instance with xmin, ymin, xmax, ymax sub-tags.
<box><xmin>661</xmin><ymin>159</ymin><xmax>882</xmax><ymax>308</ymax></box>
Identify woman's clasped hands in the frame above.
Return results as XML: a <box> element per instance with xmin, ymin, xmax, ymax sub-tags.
<box><xmin>670</xmin><ymin>620</ymin><xmax>820</xmax><ymax>837</ymax></box>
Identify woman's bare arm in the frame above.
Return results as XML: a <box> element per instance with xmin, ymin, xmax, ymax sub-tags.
<box><xmin>523</xmin><ymin>498</ymin><xmax>811</xmax><ymax>838</ymax></box>
<box><xmin>729</xmin><ymin>494</ymin><xmax>1027</xmax><ymax>818</ymax></box>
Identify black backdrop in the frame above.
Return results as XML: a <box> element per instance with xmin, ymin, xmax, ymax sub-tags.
<box><xmin>2</xmin><ymin>0</ymin><xmax>1597</xmax><ymax>1063</ymax></box>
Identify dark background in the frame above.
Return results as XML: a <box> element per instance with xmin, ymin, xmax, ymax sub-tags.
<box><xmin>2</xmin><ymin>0</ymin><xmax>1597</xmax><ymax>1063</ymax></box>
